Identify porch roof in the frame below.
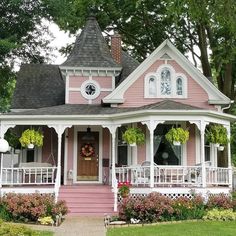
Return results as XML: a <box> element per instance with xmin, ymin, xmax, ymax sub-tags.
<box><xmin>3</xmin><ymin>100</ymin><xmax>235</xmax><ymax>122</ymax></box>
<box><xmin>7</xmin><ymin>100</ymin><xmax>203</xmax><ymax>116</ymax></box>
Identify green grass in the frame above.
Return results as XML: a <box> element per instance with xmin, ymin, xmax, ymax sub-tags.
<box><xmin>38</xmin><ymin>231</ymin><xmax>54</xmax><ymax>236</ymax></box>
<box><xmin>107</xmin><ymin>221</ymin><xmax>236</xmax><ymax>236</ymax></box>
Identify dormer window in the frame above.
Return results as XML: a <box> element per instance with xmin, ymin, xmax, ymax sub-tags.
<box><xmin>144</xmin><ymin>64</ymin><xmax>187</xmax><ymax>98</ymax></box>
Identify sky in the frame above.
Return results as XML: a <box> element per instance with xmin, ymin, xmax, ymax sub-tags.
<box><xmin>47</xmin><ymin>21</ymin><xmax>76</xmax><ymax>65</ymax></box>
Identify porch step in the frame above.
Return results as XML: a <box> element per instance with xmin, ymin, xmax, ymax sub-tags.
<box><xmin>58</xmin><ymin>185</ymin><xmax>115</xmax><ymax>216</ymax></box>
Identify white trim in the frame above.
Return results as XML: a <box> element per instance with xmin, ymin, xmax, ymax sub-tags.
<box><xmin>73</xmin><ymin>126</ymin><xmax>103</xmax><ymax>184</ymax></box>
<box><xmin>103</xmin><ymin>39</ymin><xmax>231</xmax><ymax>105</ymax></box>
<box><xmin>1</xmin><ymin>187</ymin><xmax>54</xmax><ymax>195</ymax></box>
<box><xmin>68</xmin><ymin>87</ymin><xmax>113</xmax><ymax>92</ymax></box>
<box><xmin>81</xmin><ymin>80</ymin><xmax>101</xmax><ymax>100</ymax></box>
<box><xmin>64</xmin><ymin>128</ymin><xmax>68</xmax><ymax>185</ymax></box>
<box><xmin>65</xmin><ymin>74</ymin><xmax>69</xmax><ymax>103</ymax></box>
<box><xmin>195</xmin><ymin>126</ymin><xmax>200</xmax><ymax>164</ymax></box>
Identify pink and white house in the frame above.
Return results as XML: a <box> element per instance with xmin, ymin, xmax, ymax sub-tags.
<box><xmin>0</xmin><ymin>16</ymin><xmax>235</xmax><ymax>215</ymax></box>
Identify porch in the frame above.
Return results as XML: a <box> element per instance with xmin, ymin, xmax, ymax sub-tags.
<box><xmin>115</xmin><ymin>164</ymin><xmax>231</xmax><ymax>188</ymax></box>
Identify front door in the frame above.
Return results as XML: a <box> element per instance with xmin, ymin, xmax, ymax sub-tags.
<box><xmin>77</xmin><ymin>131</ymin><xmax>99</xmax><ymax>181</ymax></box>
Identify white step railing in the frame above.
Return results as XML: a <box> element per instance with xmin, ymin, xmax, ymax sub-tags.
<box><xmin>115</xmin><ymin>165</ymin><xmax>230</xmax><ymax>187</ymax></box>
<box><xmin>1</xmin><ymin>167</ymin><xmax>57</xmax><ymax>185</ymax></box>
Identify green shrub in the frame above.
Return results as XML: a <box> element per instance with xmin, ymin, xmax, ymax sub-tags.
<box><xmin>203</xmin><ymin>208</ymin><xmax>236</xmax><ymax>221</ymax></box>
<box><xmin>0</xmin><ymin>220</ymin><xmax>39</xmax><ymax>236</ymax></box>
<box><xmin>0</xmin><ymin>193</ymin><xmax>68</xmax><ymax>223</ymax></box>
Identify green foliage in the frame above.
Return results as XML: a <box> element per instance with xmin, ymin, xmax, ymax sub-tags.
<box><xmin>122</xmin><ymin>128</ymin><xmax>145</xmax><ymax>145</ymax></box>
<box><xmin>19</xmin><ymin>129</ymin><xmax>44</xmax><ymax>148</ymax></box>
<box><xmin>38</xmin><ymin>216</ymin><xmax>54</xmax><ymax>225</ymax></box>
<box><xmin>165</xmin><ymin>127</ymin><xmax>189</xmax><ymax>144</ymax></box>
<box><xmin>0</xmin><ymin>220</ymin><xmax>40</xmax><ymax>236</ymax></box>
<box><xmin>4</xmin><ymin>129</ymin><xmax>20</xmax><ymax>149</ymax></box>
<box><xmin>203</xmin><ymin>209</ymin><xmax>236</xmax><ymax>221</ymax></box>
<box><xmin>118</xmin><ymin>186</ymin><xmax>130</xmax><ymax>198</ymax></box>
<box><xmin>0</xmin><ymin>193</ymin><xmax>68</xmax><ymax>223</ymax></box>
<box><xmin>107</xmin><ymin>221</ymin><xmax>236</xmax><ymax>236</ymax></box>
<box><xmin>206</xmin><ymin>125</ymin><xmax>229</xmax><ymax>146</ymax></box>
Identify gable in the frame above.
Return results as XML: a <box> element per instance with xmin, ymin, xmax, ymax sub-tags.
<box><xmin>103</xmin><ymin>40</ymin><xmax>231</xmax><ymax>107</ymax></box>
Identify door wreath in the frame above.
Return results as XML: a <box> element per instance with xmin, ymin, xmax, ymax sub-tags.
<box><xmin>80</xmin><ymin>143</ymin><xmax>95</xmax><ymax>157</ymax></box>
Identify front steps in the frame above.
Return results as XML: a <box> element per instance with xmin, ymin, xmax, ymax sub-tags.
<box><xmin>58</xmin><ymin>185</ymin><xmax>115</xmax><ymax>216</ymax></box>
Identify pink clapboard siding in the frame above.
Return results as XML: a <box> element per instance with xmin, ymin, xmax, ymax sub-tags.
<box><xmin>93</xmin><ymin>76</ymin><xmax>113</xmax><ymax>88</ymax></box>
<box><xmin>69</xmin><ymin>92</ymin><xmax>88</xmax><ymax>104</ymax></box>
<box><xmin>69</xmin><ymin>76</ymin><xmax>88</xmax><ymax>88</ymax></box>
<box><xmin>42</xmin><ymin>127</ymin><xmax>58</xmax><ymax>165</ymax></box>
<box><xmin>68</xmin><ymin>75</ymin><xmax>113</xmax><ymax>104</ymax></box>
<box><xmin>137</xmin><ymin>123</ymin><xmax>146</xmax><ymax>164</ymax></box>
<box><xmin>186</xmin><ymin>123</ymin><xmax>196</xmax><ymax>165</ymax></box>
<box><xmin>120</xmin><ymin>60</ymin><xmax>215</xmax><ymax>110</ymax></box>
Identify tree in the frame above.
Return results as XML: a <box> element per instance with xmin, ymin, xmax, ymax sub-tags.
<box><xmin>0</xmin><ymin>0</ymin><xmax>54</xmax><ymax>112</ymax></box>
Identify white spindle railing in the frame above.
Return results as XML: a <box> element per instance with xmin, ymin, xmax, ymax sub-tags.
<box><xmin>1</xmin><ymin>167</ymin><xmax>57</xmax><ymax>185</ymax></box>
<box><xmin>206</xmin><ymin>167</ymin><xmax>230</xmax><ymax>185</ymax></box>
<box><xmin>115</xmin><ymin>165</ymin><xmax>230</xmax><ymax>187</ymax></box>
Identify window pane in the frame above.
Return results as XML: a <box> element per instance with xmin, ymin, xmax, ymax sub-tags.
<box><xmin>160</xmin><ymin>68</ymin><xmax>171</xmax><ymax>95</ymax></box>
<box><xmin>176</xmin><ymin>77</ymin><xmax>183</xmax><ymax>95</ymax></box>
<box><xmin>149</xmin><ymin>77</ymin><xmax>156</xmax><ymax>96</ymax></box>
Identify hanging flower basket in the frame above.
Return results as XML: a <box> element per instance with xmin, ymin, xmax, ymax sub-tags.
<box><xmin>122</xmin><ymin>127</ymin><xmax>145</xmax><ymax>146</ymax></box>
<box><xmin>19</xmin><ymin>129</ymin><xmax>44</xmax><ymax>148</ymax></box>
<box><xmin>165</xmin><ymin>127</ymin><xmax>189</xmax><ymax>145</ymax></box>
<box><xmin>206</xmin><ymin>124</ymin><xmax>229</xmax><ymax>147</ymax></box>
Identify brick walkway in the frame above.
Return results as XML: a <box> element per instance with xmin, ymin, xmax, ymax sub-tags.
<box><xmin>28</xmin><ymin>216</ymin><xmax>106</xmax><ymax>236</ymax></box>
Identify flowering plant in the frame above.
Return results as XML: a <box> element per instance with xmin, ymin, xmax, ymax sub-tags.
<box><xmin>80</xmin><ymin>143</ymin><xmax>95</xmax><ymax>157</ymax></box>
<box><xmin>118</xmin><ymin>181</ymin><xmax>131</xmax><ymax>198</ymax></box>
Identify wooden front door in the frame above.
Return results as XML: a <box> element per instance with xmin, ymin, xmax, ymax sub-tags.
<box><xmin>77</xmin><ymin>132</ymin><xmax>99</xmax><ymax>181</ymax></box>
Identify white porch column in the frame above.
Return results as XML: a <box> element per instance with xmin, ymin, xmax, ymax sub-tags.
<box><xmin>225</xmin><ymin>125</ymin><xmax>232</xmax><ymax>188</ymax></box>
<box><xmin>200</xmin><ymin>121</ymin><xmax>207</xmax><ymax>188</ymax></box>
<box><xmin>142</xmin><ymin>120</ymin><xmax>164</xmax><ymax>188</ymax></box>
<box><xmin>102</xmin><ymin>124</ymin><xmax>120</xmax><ymax>188</ymax></box>
<box><xmin>48</xmin><ymin>124</ymin><xmax>72</xmax><ymax>200</ymax></box>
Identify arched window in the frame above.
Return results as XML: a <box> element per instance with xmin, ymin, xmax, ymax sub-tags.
<box><xmin>148</xmin><ymin>77</ymin><xmax>157</xmax><ymax>96</ymax></box>
<box><xmin>176</xmin><ymin>77</ymin><xmax>183</xmax><ymax>95</ymax></box>
<box><xmin>160</xmin><ymin>68</ymin><xmax>171</xmax><ymax>95</ymax></box>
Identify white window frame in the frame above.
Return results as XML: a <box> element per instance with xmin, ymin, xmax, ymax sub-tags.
<box><xmin>144</xmin><ymin>64</ymin><xmax>187</xmax><ymax>99</ymax></box>
<box><xmin>81</xmin><ymin>80</ymin><xmax>101</xmax><ymax>100</ymax></box>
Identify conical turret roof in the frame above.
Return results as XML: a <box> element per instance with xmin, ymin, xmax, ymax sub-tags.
<box><xmin>62</xmin><ymin>16</ymin><xmax>120</xmax><ymax>68</ymax></box>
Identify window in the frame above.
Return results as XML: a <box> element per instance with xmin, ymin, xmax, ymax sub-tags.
<box><xmin>81</xmin><ymin>80</ymin><xmax>100</xmax><ymax>99</ymax></box>
<box><xmin>144</xmin><ymin>64</ymin><xmax>187</xmax><ymax>98</ymax></box>
<box><xmin>176</xmin><ymin>77</ymin><xmax>183</xmax><ymax>95</ymax></box>
<box><xmin>117</xmin><ymin>126</ymin><xmax>128</xmax><ymax>166</ymax></box>
<box><xmin>160</xmin><ymin>68</ymin><xmax>171</xmax><ymax>95</ymax></box>
<box><xmin>148</xmin><ymin>77</ymin><xmax>157</xmax><ymax>96</ymax></box>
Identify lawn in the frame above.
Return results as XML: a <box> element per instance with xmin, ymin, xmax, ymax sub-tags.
<box><xmin>107</xmin><ymin>221</ymin><xmax>236</xmax><ymax>236</ymax></box>
<box><xmin>38</xmin><ymin>231</ymin><xmax>54</xmax><ymax>236</ymax></box>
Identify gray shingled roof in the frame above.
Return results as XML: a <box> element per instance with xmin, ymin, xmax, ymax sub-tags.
<box><xmin>11</xmin><ymin>64</ymin><xmax>65</xmax><ymax>109</ymax></box>
<box><xmin>62</xmin><ymin>16</ymin><xmax>120</xmax><ymax>68</ymax></box>
<box><xmin>116</xmin><ymin>51</ymin><xmax>140</xmax><ymax>86</ymax></box>
<box><xmin>7</xmin><ymin>100</ymin><xmax>203</xmax><ymax>116</ymax></box>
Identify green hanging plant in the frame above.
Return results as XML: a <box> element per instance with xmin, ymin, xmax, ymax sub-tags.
<box><xmin>4</xmin><ymin>129</ymin><xmax>20</xmax><ymax>149</ymax></box>
<box><xmin>165</xmin><ymin>127</ymin><xmax>189</xmax><ymax>144</ymax></box>
<box><xmin>122</xmin><ymin>127</ymin><xmax>145</xmax><ymax>145</ymax></box>
<box><xmin>206</xmin><ymin>125</ymin><xmax>229</xmax><ymax>146</ymax></box>
<box><xmin>19</xmin><ymin>129</ymin><xmax>44</xmax><ymax>148</ymax></box>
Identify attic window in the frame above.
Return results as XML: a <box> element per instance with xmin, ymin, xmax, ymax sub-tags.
<box><xmin>144</xmin><ymin>64</ymin><xmax>187</xmax><ymax>98</ymax></box>
<box><xmin>81</xmin><ymin>80</ymin><xmax>100</xmax><ymax>100</ymax></box>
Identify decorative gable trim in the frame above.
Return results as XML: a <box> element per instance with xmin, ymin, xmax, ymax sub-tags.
<box><xmin>103</xmin><ymin>40</ymin><xmax>231</xmax><ymax>105</ymax></box>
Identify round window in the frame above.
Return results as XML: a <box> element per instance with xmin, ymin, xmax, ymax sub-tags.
<box><xmin>81</xmin><ymin>80</ymin><xmax>100</xmax><ymax>99</ymax></box>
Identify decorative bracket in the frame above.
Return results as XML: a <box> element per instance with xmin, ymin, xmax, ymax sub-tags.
<box><xmin>48</xmin><ymin>124</ymin><xmax>72</xmax><ymax>137</ymax></box>
<box><xmin>0</xmin><ymin>123</ymin><xmax>16</xmax><ymax>138</ymax></box>
<box><xmin>141</xmin><ymin>120</ymin><xmax>165</xmax><ymax>132</ymax></box>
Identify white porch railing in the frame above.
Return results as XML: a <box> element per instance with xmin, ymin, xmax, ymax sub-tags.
<box><xmin>115</xmin><ymin>165</ymin><xmax>230</xmax><ymax>187</ymax></box>
<box><xmin>1</xmin><ymin>167</ymin><xmax>57</xmax><ymax>185</ymax></box>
